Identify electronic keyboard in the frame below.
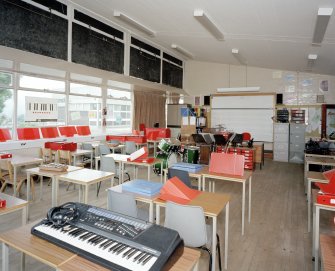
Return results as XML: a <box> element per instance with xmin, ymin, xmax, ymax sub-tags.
<box><xmin>31</xmin><ymin>202</ymin><xmax>183</xmax><ymax>271</ymax></box>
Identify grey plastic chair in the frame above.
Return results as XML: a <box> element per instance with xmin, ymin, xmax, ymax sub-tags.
<box><xmin>107</xmin><ymin>190</ymin><xmax>149</xmax><ymax>221</ymax></box>
<box><xmin>164</xmin><ymin>201</ymin><xmax>222</xmax><ymax>271</ymax></box>
<box><xmin>167</xmin><ymin>168</ymin><xmax>197</xmax><ymax>189</ymax></box>
<box><xmin>98</xmin><ymin>144</ymin><xmax>112</xmax><ymax>156</ymax></box>
<box><xmin>107</xmin><ymin>190</ymin><xmax>138</xmax><ymax>218</ymax></box>
<box><xmin>81</xmin><ymin>142</ymin><xmax>94</xmax><ymax>165</ymax></box>
<box><xmin>125</xmin><ymin>141</ymin><xmax>137</xmax><ymax>155</ymax></box>
<box><xmin>97</xmin><ymin>155</ymin><xmax>130</xmax><ymax>196</ymax></box>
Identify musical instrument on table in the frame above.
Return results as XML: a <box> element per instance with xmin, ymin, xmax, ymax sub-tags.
<box><xmin>183</xmin><ymin>146</ymin><xmax>199</xmax><ymax>164</ymax></box>
<box><xmin>158</xmin><ymin>139</ymin><xmax>171</xmax><ymax>154</ymax></box>
<box><xmin>39</xmin><ymin>163</ymin><xmax>68</xmax><ymax>172</ymax></box>
<box><xmin>31</xmin><ymin>202</ymin><xmax>183</xmax><ymax>271</ymax></box>
<box><xmin>153</xmin><ymin>152</ymin><xmax>177</xmax><ymax>175</ymax></box>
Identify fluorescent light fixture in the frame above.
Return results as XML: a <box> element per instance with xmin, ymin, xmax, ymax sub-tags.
<box><xmin>308</xmin><ymin>54</ymin><xmax>318</xmax><ymax>60</ymax></box>
<box><xmin>307</xmin><ymin>54</ymin><xmax>318</xmax><ymax>69</ymax></box>
<box><xmin>194</xmin><ymin>9</ymin><xmax>224</xmax><ymax>41</ymax></box>
<box><xmin>232</xmin><ymin>48</ymin><xmax>247</xmax><ymax>65</ymax></box>
<box><xmin>312</xmin><ymin>7</ymin><xmax>333</xmax><ymax>44</ymax></box>
<box><xmin>171</xmin><ymin>44</ymin><xmax>194</xmax><ymax>59</ymax></box>
<box><xmin>114</xmin><ymin>11</ymin><xmax>156</xmax><ymax>37</ymax></box>
<box><xmin>217</xmin><ymin>87</ymin><xmax>260</xmax><ymax>93</ymax></box>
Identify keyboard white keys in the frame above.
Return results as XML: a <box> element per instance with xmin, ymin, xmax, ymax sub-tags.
<box><xmin>35</xmin><ymin>224</ymin><xmax>157</xmax><ymax>271</ymax></box>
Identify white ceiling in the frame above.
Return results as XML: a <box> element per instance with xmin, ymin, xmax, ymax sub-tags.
<box><xmin>68</xmin><ymin>0</ymin><xmax>335</xmax><ymax>76</ymax></box>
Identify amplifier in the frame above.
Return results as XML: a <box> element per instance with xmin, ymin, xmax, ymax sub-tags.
<box><xmin>45</xmin><ymin>142</ymin><xmax>77</xmax><ymax>151</ymax></box>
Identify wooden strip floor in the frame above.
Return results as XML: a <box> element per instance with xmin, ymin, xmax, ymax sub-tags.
<box><xmin>0</xmin><ymin>159</ymin><xmax>329</xmax><ymax>270</ymax></box>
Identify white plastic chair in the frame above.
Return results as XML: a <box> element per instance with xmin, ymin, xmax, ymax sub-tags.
<box><xmin>125</xmin><ymin>141</ymin><xmax>137</xmax><ymax>155</ymax></box>
<box><xmin>164</xmin><ymin>201</ymin><xmax>222</xmax><ymax>271</ymax></box>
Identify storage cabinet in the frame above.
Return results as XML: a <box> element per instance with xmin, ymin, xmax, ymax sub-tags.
<box><xmin>273</xmin><ymin>123</ymin><xmax>289</xmax><ymax>162</ymax></box>
<box><xmin>289</xmin><ymin>124</ymin><xmax>306</xmax><ymax>163</ymax></box>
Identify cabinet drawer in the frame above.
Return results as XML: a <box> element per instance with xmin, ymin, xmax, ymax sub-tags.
<box><xmin>274</xmin><ymin>133</ymin><xmax>289</xmax><ymax>142</ymax></box>
<box><xmin>273</xmin><ymin>151</ymin><xmax>288</xmax><ymax>162</ymax></box>
<box><xmin>290</xmin><ymin>124</ymin><xmax>306</xmax><ymax>134</ymax></box>
<box><xmin>274</xmin><ymin>143</ymin><xmax>288</xmax><ymax>152</ymax></box>
<box><xmin>290</xmin><ymin>142</ymin><xmax>305</xmax><ymax>152</ymax></box>
<box><xmin>290</xmin><ymin>133</ymin><xmax>305</xmax><ymax>143</ymax></box>
<box><xmin>274</xmin><ymin>124</ymin><xmax>289</xmax><ymax>134</ymax></box>
<box><xmin>289</xmin><ymin>151</ymin><xmax>304</xmax><ymax>164</ymax></box>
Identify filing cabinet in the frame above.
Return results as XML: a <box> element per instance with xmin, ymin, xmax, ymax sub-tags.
<box><xmin>289</xmin><ymin>123</ymin><xmax>306</xmax><ymax>163</ymax></box>
<box><xmin>273</xmin><ymin>123</ymin><xmax>289</xmax><ymax>162</ymax></box>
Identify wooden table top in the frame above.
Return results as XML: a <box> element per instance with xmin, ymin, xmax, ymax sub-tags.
<box><xmin>26</xmin><ymin>166</ymin><xmax>83</xmax><ymax>177</ymax></box>
<box><xmin>320</xmin><ymin>234</ymin><xmax>335</xmax><ymax>271</ymax></box>
<box><xmin>307</xmin><ymin>171</ymin><xmax>329</xmax><ymax>183</ymax></box>
<box><xmin>0</xmin><ymin>223</ymin><xmax>75</xmax><ymax>268</ymax></box>
<box><xmin>0</xmin><ymin>193</ymin><xmax>28</xmax><ymax>215</ymax></box>
<box><xmin>155</xmin><ymin>191</ymin><xmax>231</xmax><ymax>217</ymax></box>
<box><xmin>305</xmin><ymin>156</ymin><xmax>335</xmax><ymax>165</ymax></box>
<box><xmin>9</xmin><ymin>156</ymin><xmax>43</xmax><ymax>166</ymax></box>
<box><xmin>57</xmin><ymin>168</ymin><xmax>114</xmax><ymax>184</ymax></box>
<box><xmin>57</xmin><ymin>247</ymin><xmax>200</xmax><ymax>271</ymax></box>
<box><xmin>201</xmin><ymin>167</ymin><xmax>253</xmax><ymax>181</ymax></box>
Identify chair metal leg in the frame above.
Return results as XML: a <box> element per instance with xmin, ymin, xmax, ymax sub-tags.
<box><xmin>217</xmin><ymin>234</ymin><xmax>222</xmax><ymax>271</ymax></box>
<box><xmin>200</xmin><ymin>247</ymin><xmax>212</xmax><ymax>271</ymax></box>
<box><xmin>125</xmin><ymin>173</ymin><xmax>131</xmax><ymax>182</ymax></box>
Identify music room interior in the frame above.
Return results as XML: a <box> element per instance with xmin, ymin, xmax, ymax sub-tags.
<box><xmin>1</xmin><ymin>1</ymin><xmax>335</xmax><ymax>271</ymax></box>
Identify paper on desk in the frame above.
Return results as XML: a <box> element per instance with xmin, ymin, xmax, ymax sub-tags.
<box><xmin>182</xmin><ymin>117</ymin><xmax>189</xmax><ymax>125</ymax></box>
<box><xmin>190</xmin><ymin>116</ymin><xmax>196</xmax><ymax>125</ymax></box>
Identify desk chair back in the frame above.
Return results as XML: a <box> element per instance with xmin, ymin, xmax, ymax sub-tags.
<box><xmin>57</xmin><ymin>150</ymin><xmax>72</xmax><ymax>165</ymax></box>
<box><xmin>125</xmin><ymin>141</ymin><xmax>137</xmax><ymax>155</ymax></box>
<box><xmin>81</xmin><ymin>143</ymin><xmax>93</xmax><ymax>160</ymax></box>
<box><xmin>167</xmin><ymin>168</ymin><xmax>192</xmax><ymax>188</ymax></box>
<box><xmin>40</xmin><ymin>148</ymin><xmax>54</xmax><ymax>164</ymax></box>
<box><xmin>99</xmin><ymin>144</ymin><xmax>111</xmax><ymax>156</ymax></box>
<box><xmin>202</xmin><ymin>134</ymin><xmax>214</xmax><ymax>144</ymax></box>
<box><xmin>107</xmin><ymin>190</ymin><xmax>138</xmax><ymax>218</ymax></box>
<box><xmin>164</xmin><ymin>201</ymin><xmax>221</xmax><ymax>270</ymax></box>
<box><xmin>100</xmin><ymin>155</ymin><xmax>116</xmax><ymax>173</ymax></box>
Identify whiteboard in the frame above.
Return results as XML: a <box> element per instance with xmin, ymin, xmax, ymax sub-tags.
<box><xmin>211</xmin><ymin>95</ymin><xmax>275</xmax><ymax>142</ymax></box>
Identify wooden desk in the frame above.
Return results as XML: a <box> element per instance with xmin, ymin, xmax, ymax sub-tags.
<box><xmin>155</xmin><ymin>192</ymin><xmax>231</xmax><ymax>271</ymax></box>
<box><xmin>312</xmin><ymin>189</ymin><xmax>335</xmax><ymax>271</ymax></box>
<box><xmin>56</xmin><ymin>169</ymin><xmax>114</xmax><ymax>204</ymax></box>
<box><xmin>320</xmin><ymin>234</ymin><xmax>335</xmax><ymax>271</ymax></box>
<box><xmin>9</xmin><ymin>156</ymin><xmax>43</xmax><ymax>196</ymax></box>
<box><xmin>124</xmin><ymin>158</ymin><xmax>163</xmax><ymax>183</ymax></box>
<box><xmin>26</xmin><ymin>166</ymin><xmax>83</xmax><ymax>207</ymax></box>
<box><xmin>0</xmin><ymin>192</ymin><xmax>28</xmax><ymax>226</ymax></box>
<box><xmin>162</xmin><ymin>166</ymin><xmax>208</xmax><ymax>191</ymax></box>
<box><xmin>202</xmin><ymin>169</ymin><xmax>252</xmax><ymax>235</ymax></box>
<box><xmin>0</xmin><ymin>223</ymin><xmax>200</xmax><ymax>271</ymax></box>
<box><xmin>307</xmin><ymin>172</ymin><xmax>329</xmax><ymax>232</ymax></box>
<box><xmin>304</xmin><ymin>156</ymin><xmax>335</xmax><ymax>193</ymax></box>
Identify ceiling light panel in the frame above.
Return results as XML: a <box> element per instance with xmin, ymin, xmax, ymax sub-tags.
<box><xmin>194</xmin><ymin>9</ymin><xmax>224</xmax><ymax>41</ymax></box>
<box><xmin>171</xmin><ymin>44</ymin><xmax>194</xmax><ymax>59</ymax></box>
<box><xmin>114</xmin><ymin>11</ymin><xmax>156</xmax><ymax>37</ymax></box>
<box><xmin>312</xmin><ymin>7</ymin><xmax>333</xmax><ymax>44</ymax></box>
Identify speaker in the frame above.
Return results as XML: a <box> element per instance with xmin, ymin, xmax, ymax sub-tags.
<box><xmin>276</xmin><ymin>94</ymin><xmax>283</xmax><ymax>104</ymax></box>
<box><xmin>204</xmin><ymin>95</ymin><xmax>210</xmax><ymax>106</ymax></box>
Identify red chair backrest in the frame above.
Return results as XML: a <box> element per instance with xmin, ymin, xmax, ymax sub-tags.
<box><xmin>0</xmin><ymin>128</ymin><xmax>11</xmax><ymax>142</ymax></box>
<box><xmin>17</xmin><ymin>128</ymin><xmax>40</xmax><ymax>140</ymax></box>
<box><xmin>40</xmin><ymin>127</ymin><xmax>60</xmax><ymax>138</ymax></box>
<box><xmin>58</xmin><ymin>126</ymin><xmax>77</xmax><ymax>137</ymax></box>
<box><xmin>76</xmin><ymin>126</ymin><xmax>91</xmax><ymax>136</ymax></box>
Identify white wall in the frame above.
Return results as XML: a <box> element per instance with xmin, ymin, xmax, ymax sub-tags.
<box><xmin>184</xmin><ymin>60</ymin><xmax>335</xmax><ymax>105</ymax></box>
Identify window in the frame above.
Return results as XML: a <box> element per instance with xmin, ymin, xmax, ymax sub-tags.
<box><xmin>106</xmin><ymin>88</ymin><xmax>132</xmax><ymax>133</ymax></box>
<box><xmin>20</xmin><ymin>75</ymin><xmax>65</xmax><ymax>92</ymax></box>
<box><xmin>17</xmin><ymin>90</ymin><xmax>65</xmax><ymax>127</ymax></box>
<box><xmin>68</xmin><ymin>95</ymin><xmax>102</xmax><ymax>133</ymax></box>
<box><xmin>0</xmin><ymin>72</ymin><xmax>14</xmax><ymax>129</ymax></box>
<box><xmin>70</xmin><ymin>83</ymin><xmax>101</xmax><ymax>96</ymax></box>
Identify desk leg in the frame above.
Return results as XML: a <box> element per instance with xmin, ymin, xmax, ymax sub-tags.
<box><xmin>149</xmin><ymin>202</ymin><xmax>153</xmax><ymax>223</ymax></box>
<box><xmin>212</xmin><ymin>216</ymin><xmax>217</xmax><ymax>271</ymax></box>
<box><xmin>21</xmin><ymin>252</ymin><xmax>25</xmax><ymax>271</ymax></box>
<box><xmin>197</xmin><ymin>176</ymin><xmax>201</xmax><ymax>191</ymax></box>
<box><xmin>73</xmin><ymin>155</ymin><xmax>77</xmax><ymax>167</ymax></box>
<box><xmin>95</xmin><ymin>157</ymin><xmax>99</xmax><ymax>170</ymax></box>
<box><xmin>78</xmin><ymin>185</ymin><xmax>82</xmax><ymax>203</ymax></box>
<box><xmin>14</xmin><ymin>166</ymin><xmax>17</xmax><ymax>196</ymax></box>
<box><xmin>304</xmin><ymin>162</ymin><xmax>308</xmax><ymax>194</ymax></box>
<box><xmin>225</xmin><ymin>202</ymin><xmax>229</xmax><ymax>270</ymax></box>
<box><xmin>314</xmin><ymin>205</ymin><xmax>320</xmax><ymax>271</ymax></box>
<box><xmin>40</xmin><ymin>175</ymin><xmax>43</xmax><ymax>201</ymax></box>
<box><xmin>308</xmin><ymin>179</ymin><xmax>312</xmax><ymax>232</ymax></box>
<box><xmin>156</xmin><ymin>205</ymin><xmax>161</xmax><ymax>225</ymax></box>
<box><xmin>202</xmin><ymin>176</ymin><xmax>206</xmax><ymax>191</ymax></box>
<box><xmin>148</xmin><ymin>165</ymin><xmax>151</xmax><ymax>181</ymax></box>
<box><xmin>2</xmin><ymin>243</ymin><xmax>9</xmax><ymax>271</ymax></box>
<box><xmin>26</xmin><ymin>172</ymin><xmax>31</xmax><ymax>202</ymax></box>
<box><xmin>90</xmin><ymin>152</ymin><xmax>93</xmax><ymax>169</ymax></box>
<box><xmin>164</xmin><ymin>171</ymin><xmax>167</xmax><ymax>183</ymax></box>
<box><xmin>84</xmin><ymin>185</ymin><xmax>89</xmax><ymax>204</ymax></box>
<box><xmin>242</xmin><ymin>182</ymin><xmax>245</xmax><ymax>235</ymax></box>
<box><xmin>22</xmin><ymin>206</ymin><xmax>27</xmax><ymax>225</ymax></box>
<box><xmin>249</xmin><ymin>176</ymin><xmax>252</xmax><ymax>223</ymax></box>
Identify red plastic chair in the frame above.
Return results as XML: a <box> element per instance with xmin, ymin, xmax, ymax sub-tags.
<box><xmin>242</xmin><ymin>132</ymin><xmax>251</xmax><ymax>141</ymax></box>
